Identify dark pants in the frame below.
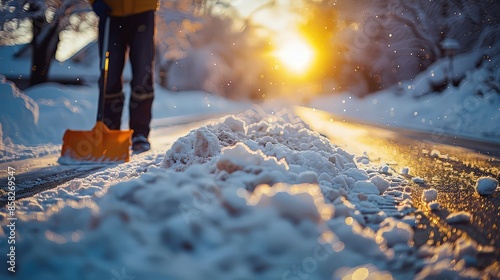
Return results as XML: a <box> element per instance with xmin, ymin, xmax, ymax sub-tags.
<box><xmin>98</xmin><ymin>11</ymin><xmax>155</xmax><ymax>138</ymax></box>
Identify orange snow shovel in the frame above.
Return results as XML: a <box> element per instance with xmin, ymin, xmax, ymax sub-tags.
<box><xmin>61</xmin><ymin>18</ymin><xmax>132</xmax><ymax>163</ymax></box>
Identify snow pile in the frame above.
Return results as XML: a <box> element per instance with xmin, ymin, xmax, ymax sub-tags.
<box><xmin>421</xmin><ymin>189</ymin><xmax>442</xmax><ymax>211</ymax></box>
<box><xmin>412</xmin><ymin>177</ymin><xmax>425</xmax><ymax>184</ymax></box>
<box><xmin>400</xmin><ymin>167</ymin><xmax>410</xmax><ymax>175</ymax></box>
<box><xmin>376</xmin><ymin>218</ymin><xmax>414</xmax><ymax>248</ymax></box>
<box><xmin>446</xmin><ymin>212</ymin><xmax>472</xmax><ymax>224</ymax></box>
<box><xmin>421</xmin><ymin>188</ymin><xmax>438</xmax><ymax>204</ymax></box>
<box><xmin>428</xmin><ymin>201</ymin><xmax>440</xmax><ymax>211</ymax></box>
<box><xmin>416</xmin><ymin>234</ymin><xmax>498</xmax><ymax>280</ymax></box>
<box><xmin>0</xmin><ymin>76</ymin><xmax>60</xmax><ymax>161</ymax></box>
<box><xmin>398</xmin><ymin>51</ymin><xmax>485</xmax><ymax>98</ymax></box>
<box><xmin>0</xmin><ymin>76</ymin><xmax>97</xmax><ymax>161</ymax></box>
<box><xmin>475</xmin><ymin>177</ymin><xmax>498</xmax><ymax>195</ymax></box>
<box><xmin>429</xmin><ymin>149</ymin><xmax>442</xmax><ymax>158</ymax></box>
<box><xmin>0</xmin><ymin>76</ymin><xmax>39</xmax><ymax>142</ymax></box>
<box><xmin>0</xmin><ymin>79</ymin><xmax>96</xmax><ymax>146</ymax></box>
<box><xmin>1</xmin><ymin>108</ymin><xmax>496</xmax><ymax>279</ymax></box>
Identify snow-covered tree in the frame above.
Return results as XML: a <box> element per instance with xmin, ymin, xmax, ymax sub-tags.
<box><xmin>156</xmin><ymin>0</ymin><xmax>274</xmax><ymax>100</ymax></box>
<box><xmin>0</xmin><ymin>0</ymin><xmax>92</xmax><ymax>85</ymax></box>
<box><xmin>328</xmin><ymin>0</ymin><xmax>500</xmax><ymax>96</ymax></box>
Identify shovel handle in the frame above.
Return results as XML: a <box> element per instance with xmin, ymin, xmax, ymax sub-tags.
<box><xmin>97</xmin><ymin>17</ymin><xmax>110</xmax><ymax>122</ymax></box>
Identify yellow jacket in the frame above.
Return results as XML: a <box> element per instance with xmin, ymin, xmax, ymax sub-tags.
<box><xmin>89</xmin><ymin>0</ymin><xmax>158</xmax><ymax>17</ymax></box>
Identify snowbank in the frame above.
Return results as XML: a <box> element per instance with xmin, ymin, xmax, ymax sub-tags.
<box><xmin>0</xmin><ymin>75</ymin><xmax>39</xmax><ymax>144</ymax></box>
<box><xmin>0</xmin><ymin>77</ymin><xmax>97</xmax><ymax>161</ymax></box>
<box><xmin>1</xmin><ymin>108</ymin><xmax>496</xmax><ymax>279</ymax></box>
<box><xmin>0</xmin><ymin>76</ymin><xmax>61</xmax><ymax>161</ymax></box>
<box><xmin>398</xmin><ymin>51</ymin><xmax>485</xmax><ymax>98</ymax></box>
<box><xmin>311</xmin><ymin>57</ymin><xmax>500</xmax><ymax>143</ymax></box>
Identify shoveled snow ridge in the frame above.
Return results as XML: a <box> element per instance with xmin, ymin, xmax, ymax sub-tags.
<box><xmin>0</xmin><ymin>107</ymin><xmax>495</xmax><ymax>279</ymax></box>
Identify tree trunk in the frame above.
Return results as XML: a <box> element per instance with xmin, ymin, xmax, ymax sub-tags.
<box><xmin>29</xmin><ymin>14</ymin><xmax>60</xmax><ymax>86</ymax></box>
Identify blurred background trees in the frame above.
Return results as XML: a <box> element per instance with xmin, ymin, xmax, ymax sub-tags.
<box><xmin>327</xmin><ymin>0</ymin><xmax>500</xmax><ymax>97</ymax></box>
<box><xmin>155</xmin><ymin>0</ymin><xmax>273</xmax><ymax>100</ymax></box>
<box><xmin>0</xmin><ymin>0</ymin><xmax>93</xmax><ymax>85</ymax></box>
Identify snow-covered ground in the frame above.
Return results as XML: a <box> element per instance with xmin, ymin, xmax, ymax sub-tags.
<box><xmin>2</xmin><ymin>105</ymin><xmax>498</xmax><ymax>279</ymax></box>
<box><xmin>1</xmin><ymin>44</ymin><xmax>499</xmax><ymax>279</ymax></box>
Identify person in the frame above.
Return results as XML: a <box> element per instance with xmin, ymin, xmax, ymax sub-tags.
<box><xmin>90</xmin><ymin>0</ymin><xmax>158</xmax><ymax>152</ymax></box>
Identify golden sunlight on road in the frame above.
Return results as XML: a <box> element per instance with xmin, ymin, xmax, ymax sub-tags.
<box><xmin>274</xmin><ymin>36</ymin><xmax>315</xmax><ymax>75</ymax></box>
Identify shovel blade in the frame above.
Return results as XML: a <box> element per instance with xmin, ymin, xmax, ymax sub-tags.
<box><xmin>61</xmin><ymin>121</ymin><xmax>132</xmax><ymax>163</ymax></box>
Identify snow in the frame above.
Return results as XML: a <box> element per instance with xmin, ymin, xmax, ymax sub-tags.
<box><xmin>353</xmin><ymin>181</ymin><xmax>380</xmax><ymax>195</ymax></box>
<box><xmin>446</xmin><ymin>211</ymin><xmax>472</xmax><ymax>224</ymax></box>
<box><xmin>2</xmin><ymin>102</ymin><xmax>497</xmax><ymax>278</ymax></box>
<box><xmin>376</xmin><ymin>218</ymin><xmax>414</xmax><ymax>248</ymax></box>
<box><xmin>474</xmin><ymin>177</ymin><xmax>498</xmax><ymax>195</ymax></box>
<box><xmin>399</xmin><ymin>167</ymin><xmax>410</xmax><ymax>175</ymax></box>
<box><xmin>0</xmin><ymin>108</ymin><xmax>406</xmax><ymax>279</ymax></box>
<box><xmin>429</xmin><ymin>149</ymin><xmax>441</xmax><ymax>158</ymax></box>
<box><xmin>370</xmin><ymin>175</ymin><xmax>391</xmax><ymax>194</ymax></box>
<box><xmin>440</xmin><ymin>38</ymin><xmax>461</xmax><ymax>51</ymax></box>
<box><xmin>428</xmin><ymin>201</ymin><xmax>440</xmax><ymax>211</ymax></box>
<box><xmin>310</xmin><ymin>52</ymin><xmax>500</xmax><ymax>144</ymax></box>
<box><xmin>412</xmin><ymin>177</ymin><xmax>425</xmax><ymax>184</ymax></box>
<box><xmin>379</xmin><ymin>164</ymin><xmax>391</xmax><ymax>173</ymax></box>
<box><xmin>421</xmin><ymin>188</ymin><xmax>438</xmax><ymax>203</ymax></box>
<box><xmin>1</xmin><ymin>37</ymin><xmax>499</xmax><ymax>279</ymax></box>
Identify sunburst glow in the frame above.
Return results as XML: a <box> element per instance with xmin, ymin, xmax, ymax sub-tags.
<box><xmin>274</xmin><ymin>37</ymin><xmax>315</xmax><ymax>74</ymax></box>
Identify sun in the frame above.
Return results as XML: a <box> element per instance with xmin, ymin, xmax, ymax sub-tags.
<box><xmin>274</xmin><ymin>37</ymin><xmax>315</xmax><ymax>75</ymax></box>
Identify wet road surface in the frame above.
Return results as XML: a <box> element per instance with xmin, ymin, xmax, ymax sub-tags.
<box><xmin>294</xmin><ymin>106</ymin><xmax>500</xmax><ymax>269</ymax></box>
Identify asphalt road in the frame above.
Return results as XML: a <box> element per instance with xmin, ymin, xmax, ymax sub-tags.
<box><xmin>294</xmin><ymin>106</ymin><xmax>500</xmax><ymax>270</ymax></box>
